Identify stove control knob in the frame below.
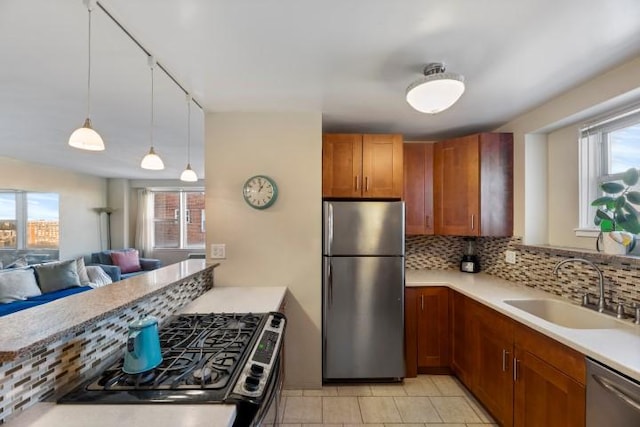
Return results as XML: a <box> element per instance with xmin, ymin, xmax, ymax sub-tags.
<box><xmin>250</xmin><ymin>364</ymin><xmax>264</xmax><ymax>377</ymax></box>
<box><xmin>270</xmin><ymin>317</ymin><xmax>282</xmax><ymax>328</ymax></box>
<box><xmin>245</xmin><ymin>375</ymin><xmax>260</xmax><ymax>391</ymax></box>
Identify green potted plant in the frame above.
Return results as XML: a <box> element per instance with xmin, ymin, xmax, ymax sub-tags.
<box><xmin>591</xmin><ymin>167</ymin><xmax>640</xmax><ymax>253</ymax></box>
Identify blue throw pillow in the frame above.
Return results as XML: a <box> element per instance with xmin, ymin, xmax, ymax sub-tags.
<box><xmin>33</xmin><ymin>259</ymin><xmax>81</xmax><ymax>293</ymax></box>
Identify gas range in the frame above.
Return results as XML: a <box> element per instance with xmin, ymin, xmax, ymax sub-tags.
<box><xmin>60</xmin><ymin>311</ymin><xmax>286</xmax><ymax>424</ymax></box>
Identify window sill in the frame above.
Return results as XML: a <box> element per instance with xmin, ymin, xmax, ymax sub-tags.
<box><xmin>574</xmin><ymin>228</ymin><xmax>600</xmax><ymax>238</ymax></box>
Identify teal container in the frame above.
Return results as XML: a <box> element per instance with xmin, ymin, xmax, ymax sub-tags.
<box><xmin>123</xmin><ymin>315</ymin><xmax>163</xmax><ymax>374</ymax></box>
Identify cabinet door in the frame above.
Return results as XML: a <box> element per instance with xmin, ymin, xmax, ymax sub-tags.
<box><xmin>322</xmin><ymin>134</ymin><xmax>363</xmax><ymax>197</ymax></box>
<box><xmin>434</xmin><ymin>135</ymin><xmax>480</xmax><ymax>236</ymax></box>
<box><xmin>404</xmin><ymin>143</ymin><xmax>434</xmax><ymax>235</ymax></box>
<box><xmin>479</xmin><ymin>133</ymin><xmax>514</xmax><ymax>236</ymax></box>
<box><xmin>362</xmin><ymin>134</ymin><xmax>403</xmax><ymax>198</ymax></box>
<box><xmin>404</xmin><ymin>287</ymin><xmax>419</xmax><ymax>378</ymax></box>
<box><xmin>416</xmin><ymin>287</ymin><xmax>449</xmax><ymax>369</ymax></box>
<box><xmin>473</xmin><ymin>304</ymin><xmax>514</xmax><ymax>427</ymax></box>
<box><xmin>514</xmin><ymin>350</ymin><xmax>586</xmax><ymax>427</ymax></box>
<box><xmin>451</xmin><ymin>291</ymin><xmax>473</xmax><ymax>386</ymax></box>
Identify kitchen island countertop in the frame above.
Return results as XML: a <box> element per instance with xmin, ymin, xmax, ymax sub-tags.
<box><xmin>5</xmin><ymin>285</ymin><xmax>288</xmax><ymax>427</ymax></box>
<box><xmin>406</xmin><ymin>269</ymin><xmax>640</xmax><ymax>382</ymax></box>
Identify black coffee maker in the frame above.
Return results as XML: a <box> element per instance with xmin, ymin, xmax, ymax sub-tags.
<box><xmin>460</xmin><ymin>237</ymin><xmax>480</xmax><ymax>273</ymax></box>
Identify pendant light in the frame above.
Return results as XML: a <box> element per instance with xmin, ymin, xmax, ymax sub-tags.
<box><xmin>69</xmin><ymin>0</ymin><xmax>105</xmax><ymax>151</ymax></box>
<box><xmin>180</xmin><ymin>94</ymin><xmax>198</xmax><ymax>182</ymax></box>
<box><xmin>406</xmin><ymin>62</ymin><xmax>465</xmax><ymax>114</ymax></box>
<box><xmin>140</xmin><ymin>56</ymin><xmax>165</xmax><ymax>170</ymax></box>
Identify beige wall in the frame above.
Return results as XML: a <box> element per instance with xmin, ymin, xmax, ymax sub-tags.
<box><xmin>498</xmin><ymin>55</ymin><xmax>640</xmax><ymax>247</ymax></box>
<box><xmin>205</xmin><ymin>112</ymin><xmax>322</xmax><ymax>388</ymax></box>
<box><xmin>0</xmin><ymin>156</ymin><xmax>107</xmax><ymax>259</ymax></box>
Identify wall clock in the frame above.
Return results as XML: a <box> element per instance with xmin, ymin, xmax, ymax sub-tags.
<box><xmin>242</xmin><ymin>175</ymin><xmax>278</xmax><ymax>210</ymax></box>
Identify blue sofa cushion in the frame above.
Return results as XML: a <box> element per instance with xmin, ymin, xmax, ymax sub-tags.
<box><xmin>0</xmin><ymin>286</ymin><xmax>92</xmax><ymax>317</ymax></box>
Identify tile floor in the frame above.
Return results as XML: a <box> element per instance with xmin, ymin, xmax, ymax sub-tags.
<box><xmin>279</xmin><ymin>375</ymin><xmax>497</xmax><ymax>426</ymax></box>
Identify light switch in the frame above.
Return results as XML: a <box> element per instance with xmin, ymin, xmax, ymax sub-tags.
<box><xmin>210</xmin><ymin>244</ymin><xmax>226</xmax><ymax>259</ymax></box>
<box><xmin>505</xmin><ymin>250</ymin><xmax>517</xmax><ymax>264</ymax></box>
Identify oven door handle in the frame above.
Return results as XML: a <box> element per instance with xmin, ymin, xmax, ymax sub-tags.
<box><xmin>593</xmin><ymin>374</ymin><xmax>640</xmax><ymax>413</ymax></box>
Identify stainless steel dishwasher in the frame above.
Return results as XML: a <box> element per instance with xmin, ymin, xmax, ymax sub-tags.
<box><xmin>587</xmin><ymin>358</ymin><xmax>640</xmax><ymax>426</ymax></box>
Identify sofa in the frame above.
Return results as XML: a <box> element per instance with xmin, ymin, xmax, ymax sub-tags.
<box><xmin>90</xmin><ymin>249</ymin><xmax>162</xmax><ymax>282</ymax></box>
<box><xmin>0</xmin><ymin>258</ymin><xmax>113</xmax><ymax>317</ymax></box>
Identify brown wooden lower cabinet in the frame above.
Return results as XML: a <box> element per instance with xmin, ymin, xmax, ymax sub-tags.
<box><xmin>405</xmin><ymin>287</ymin><xmax>450</xmax><ymax>377</ymax></box>
<box><xmin>450</xmin><ymin>291</ymin><xmax>586</xmax><ymax>427</ymax></box>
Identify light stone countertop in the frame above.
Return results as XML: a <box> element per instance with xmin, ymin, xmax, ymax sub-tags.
<box><xmin>179</xmin><ymin>285</ymin><xmax>287</xmax><ymax>314</ymax></box>
<box><xmin>5</xmin><ymin>285</ymin><xmax>288</xmax><ymax>427</ymax></box>
<box><xmin>406</xmin><ymin>269</ymin><xmax>640</xmax><ymax>382</ymax></box>
<box><xmin>0</xmin><ymin>260</ymin><xmax>216</xmax><ymax>361</ymax></box>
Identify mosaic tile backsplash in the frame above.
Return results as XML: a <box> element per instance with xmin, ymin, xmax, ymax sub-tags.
<box><xmin>407</xmin><ymin>235</ymin><xmax>640</xmax><ymax>314</ymax></box>
<box><xmin>0</xmin><ymin>268</ymin><xmax>213</xmax><ymax>424</ymax></box>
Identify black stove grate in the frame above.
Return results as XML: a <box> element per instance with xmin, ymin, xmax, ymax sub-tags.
<box><xmin>85</xmin><ymin>313</ymin><xmax>265</xmax><ymax>392</ymax></box>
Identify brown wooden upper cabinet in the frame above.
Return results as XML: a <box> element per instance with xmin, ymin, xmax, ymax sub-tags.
<box><xmin>404</xmin><ymin>143</ymin><xmax>434</xmax><ymax>235</ymax></box>
<box><xmin>323</xmin><ymin>133</ymin><xmax>403</xmax><ymax>199</ymax></box>
<box><xmin>434</xmin><ymin>132</ymin><xmax>513</xmax><ymax>236</ymax></box>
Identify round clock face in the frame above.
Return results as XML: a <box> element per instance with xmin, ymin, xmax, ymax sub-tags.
<box><xmin>242</xmin><ymin>175</ymin><xmax>278</xmax><ymax>209</ymax></box>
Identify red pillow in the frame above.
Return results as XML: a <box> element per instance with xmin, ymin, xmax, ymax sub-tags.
<box><xmin>110</xmin><ymin>250</ymin><xmax>141</xmax><ymax>274</ymax></box>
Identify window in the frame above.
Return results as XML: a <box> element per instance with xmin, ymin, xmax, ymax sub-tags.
<box><xmin>0</xmin><ymin>192</ymin><xmax>59</xmax><ymax>249</ymax></box>
<box><xmin>579</xmin><ymin>107</ymin><xmax>640</xmax><ymax>232</ymax></box>
<box><xmin>151</xmin><ymin>190</ymin><xmax>205</xmax><ymax>249</ymax></box>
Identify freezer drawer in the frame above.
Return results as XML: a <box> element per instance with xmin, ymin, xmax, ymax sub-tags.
<box><xmin>323</xmin><ymin>256</ymin><xmax>404</xmax><ymax>380</ymax></box>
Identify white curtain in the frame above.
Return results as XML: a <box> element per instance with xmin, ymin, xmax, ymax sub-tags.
<box><xmin>135</xmin><ymin>189</ymin><xmax>153</xmax><ymax>257</ymax></box>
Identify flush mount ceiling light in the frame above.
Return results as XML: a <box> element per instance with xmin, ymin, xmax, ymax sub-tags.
<box><xmin>140</xmin><ymin>56</ymin><xmax>165</xmax><ymax>170</ymax></box>
<box><xmin>69</xmin><ymin>0</ymin><xmax>105</xmax><ymax>151</ymax></box>
<box><xmin>180</xmin><ymin>94</ymin><xmax>198</xmax><ymax>182</ymax></box>
<box><xmin>406</xmin><ymin>62</ymin><xmax>465</xmax><ymax>114</ymax></box>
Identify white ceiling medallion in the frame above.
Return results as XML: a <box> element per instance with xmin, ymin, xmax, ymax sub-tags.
<box><xmin>406</xmin><ymin>62</ymin><xmax>465</xmax><ymax>114</ymax></box>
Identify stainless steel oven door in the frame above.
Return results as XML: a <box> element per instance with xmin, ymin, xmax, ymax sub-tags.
<box><xmin>252</xmin><ymin>352</ymin><xmax>284</xmax><ymax>426</ymax></box>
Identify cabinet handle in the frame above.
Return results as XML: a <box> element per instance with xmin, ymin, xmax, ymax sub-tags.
<box><xmin>425</xmin><ymin>215</ymin><xmax>430</xmax><ymax>228</ymax></box>
<box><xmin>355</xmin><ymin>176</ymin><xmax>359</xmax><ymax>191</ymax></box>
<box><xmin>420</xmin><ymin>294</ymin><xmax>424</xmax><ymax>311</ymax></box>
<box><xmin>502</xmin><ymin>349</ymin><xmax>509</xmax><ymax>372</ymax></box>
<box><xmin>365</xmin><ymin>176</ymin><xmax>369</xmax><ymax>192</ymax></box>
<box><xmin>471</xmin><ymin>214</ymin><xmax>475</xmax><ymax>230</ymax></box>
<box><xmin>513</xmin><ymin>357</ymin><xmax>519</xmax><ymax>381</ymax></box>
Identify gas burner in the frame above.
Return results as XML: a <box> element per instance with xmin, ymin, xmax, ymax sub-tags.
<box><xmin>192</xmin><ymin>367</ymin><xmax>212</xmax><ymax>383</ymax></box>
<box><xmin>125</xmin><ymin>370</ymin><xmax>156</xmax><ymax>387</ymax></box>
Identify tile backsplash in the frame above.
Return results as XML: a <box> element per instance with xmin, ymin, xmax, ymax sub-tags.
<box><xmin>406</xmin><ymin>235</ymin><xmax>640</xmax><ymax>312</ymax></box>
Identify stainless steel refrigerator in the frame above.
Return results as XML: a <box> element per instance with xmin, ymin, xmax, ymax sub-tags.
<box><xmin>322</xmin><ymin>200</ymin><xmax>405</xmax><ymax>381</ymax></box>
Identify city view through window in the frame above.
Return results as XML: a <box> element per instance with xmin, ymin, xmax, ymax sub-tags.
<box><xmin>0</xmin><ymin>192</ymin><xmax>59</xmax><ymax>249</ymax></box>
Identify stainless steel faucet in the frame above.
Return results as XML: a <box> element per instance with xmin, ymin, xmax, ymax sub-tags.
<box><xmin>553</xmin><ymin>258</ymin><xmax>606</xmax><ymax>312</ymax></box>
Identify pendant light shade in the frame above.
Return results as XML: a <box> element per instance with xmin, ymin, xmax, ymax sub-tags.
<box><xmin>406</xmin><ymin>63</ymin><xmax>465</xmax><ymax>114</ymax></box>
<box><xmin>69</xmin><ymin>118</ymin><xmax>104</xmax><ymax>151</ymax></box>
<box><xmin>180</xmin><ymin>94</ymin><xmax>198</xmax><ymax>182</ymax></box>
<box><xmin>180</xmin><ymin>164</ymin><xmax>198</xmax><ymax>182</ymax></box>
<box><xmin>141</xmin><ymin>56</ymin><xmax>164</xmax><ymax>170</ymax></box>
<box><xmin>141</xmin><ymin>146</ymin><xmax>165</xmax><ymax>170</ymax></box>
<box><xmin>69</xmin><ymin>0</ymin><xmax>105</xmax><ymax>151</ymax></box>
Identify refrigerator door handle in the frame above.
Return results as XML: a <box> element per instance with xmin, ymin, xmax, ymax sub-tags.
<box><xmin>327</xmin><ymin>204</ymin><xmax>334</xmax><ymax>256</ymax></box>
<box><xmin>326</xmin><ymin>259</ymin><xmax>333</xmax><ymax>307</ymax></box>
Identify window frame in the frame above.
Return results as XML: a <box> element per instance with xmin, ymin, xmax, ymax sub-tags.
<box><xmin>150</xmin><ymin>189</ymin><xmax>205</xmax><ymax>250</ymax></box>
<box><xmin>0</xmin><ymin>191</ymin><xmax>59</xmax><ymax>250</ymax></box>
<box><xmin>578</xmin><ymin>106</ymin><xmax>640</xmax><ymax>236</ymax></box>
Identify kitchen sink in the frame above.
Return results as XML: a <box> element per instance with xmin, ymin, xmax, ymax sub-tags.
<box><xmin>503</xmin><ymin>298</ymin><xmax>621</xmax><ymax>329</ymax></box>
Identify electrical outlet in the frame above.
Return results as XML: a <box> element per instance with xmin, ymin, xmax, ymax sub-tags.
<box><xmin>505</xmin><ymin>250</ymin><xmax>517</xmax><ymax>264</ymax></box>
<box><xmin>210</xmin><ymin>243</ymin><xmax>226</xmax><ymax>259</ymax></box>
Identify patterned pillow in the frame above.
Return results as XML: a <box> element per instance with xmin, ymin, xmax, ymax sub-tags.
<box><xmin>110</xmin><ymin>250</ymin><xmax>141</xmax><ymax>274</ymax></box>
<box><xmin>0</xmin><ymin>268</ymin><xmax>42</xmax><ymax>303</ymax></box>
<box><xmin>76</xmin><ymin>257</ymin><xmax>91</xmax><ymax>285</ymax></box>
<box><xmin>86</xmin><ymin>266</ymin><xmax>113</xmax><ymax>288</ymax></box>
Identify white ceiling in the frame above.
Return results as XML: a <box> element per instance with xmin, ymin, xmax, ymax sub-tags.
<box><xmin>2</xmin><ymin>0</ymin><xmax>640</xmax><ymax>179</ymax></box>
